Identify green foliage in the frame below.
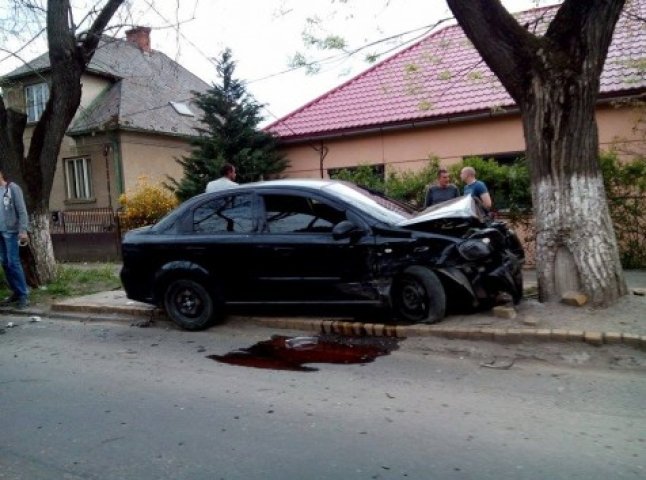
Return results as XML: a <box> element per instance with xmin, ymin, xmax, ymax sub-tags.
<box><xmin>600</xmin><ymin>151</ymin><xmax>646</xmax><ymax>268</ymax></box>
<box><xmin>0</xmin><ymin>264</ymin><xmax>120</xmax><ymax>304</ymax></box>
<box><xmin>169</xmin><ymin>49</ymin><xmax>289</xmax><ymax>201</ymax></box>
<box><xmin>330</xmin><ymin>164</ymin><xmax>385</xmax><ymax>192</ymax></box>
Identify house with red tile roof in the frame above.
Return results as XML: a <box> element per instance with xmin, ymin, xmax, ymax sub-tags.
<box><xmin>266</xmin><ymin>3</ymin><xmax>646</xmax><ymax>180</ymax></box>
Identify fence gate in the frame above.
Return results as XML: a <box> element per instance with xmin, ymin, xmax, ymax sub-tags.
<box><xmin>50</xmin><ymin>208</ymin><xmax>122</xmax><ymax>262</ymax></box>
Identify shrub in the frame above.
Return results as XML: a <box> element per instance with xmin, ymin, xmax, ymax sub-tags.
<box><xmin>331</xmin><ymin>164</ymin><xmax>386</xmax><ymax>192</ymax></box>
<box><xmin>118</xmin><ymin>176</ymin><xmax>179</xmax><ymax>231</ymax></box>
<box><xmin>600</xmin><ymin>151</ymin><xmax>646</xmax><ymax>268</ymax></box>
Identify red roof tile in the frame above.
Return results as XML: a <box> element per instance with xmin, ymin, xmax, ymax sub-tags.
<box><xmin>267</xmin><ymin>2</ymin><xmax>646</xmax><ymax>140</ymax></box>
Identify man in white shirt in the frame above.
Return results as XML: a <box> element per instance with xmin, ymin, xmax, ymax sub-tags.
<box><xmin>205</xmin><ymin>163</ymin><xmax>238</xmax><ymax>193</ymax></box>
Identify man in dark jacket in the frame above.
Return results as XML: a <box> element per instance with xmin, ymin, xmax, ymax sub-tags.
<box><xmin>0</xmin><ymin>168</ymin><xmax>30</xmax><ymax>309</ymax></box>
<box><xmin>424</xmin><ymin>168</ymin><xmax>459</xmax><ymax>207</ymax></box>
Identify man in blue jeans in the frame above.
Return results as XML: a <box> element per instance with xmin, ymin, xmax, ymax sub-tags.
<box><xmin>0</xmin><ymin>168</ymin><xmax>30</xmax><ymax>309</ymax></box>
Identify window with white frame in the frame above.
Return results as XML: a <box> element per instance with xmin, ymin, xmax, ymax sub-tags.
<box><xmin>65</xmin><ymin>157</ymin><xmax>93</xmax><ymax>200</ymax></box>
<box><xmin>24</xmin><ymin>82</ymin><xmax>50</xmax><ymax>123</ymax></box>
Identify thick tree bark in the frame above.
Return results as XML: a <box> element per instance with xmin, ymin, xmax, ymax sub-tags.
<box><xmin>0</xmin><ymin>0</ymin><xmax>124</xmax><ymax>285</ymax></box>
<box><xmin>447</xmin><ymin>0</ymin><xmax>628</xmax><ymax>306</ymax></box>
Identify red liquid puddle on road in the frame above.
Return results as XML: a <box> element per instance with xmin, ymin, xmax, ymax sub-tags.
<box><xmin>208</xmin><ymin>334</ymin><xmax>400</xmax><ymax>371</ymax></box>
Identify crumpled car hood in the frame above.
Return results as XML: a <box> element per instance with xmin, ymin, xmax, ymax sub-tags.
<box><xmin>397</xmin><ymin>195</ymin><xmax>485</xmax><ymax>228</ymax></box>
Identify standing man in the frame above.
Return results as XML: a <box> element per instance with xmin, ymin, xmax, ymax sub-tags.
<box><xmin>424</xmin><ymin>168</ymin><xmax>460</xmax><ymax>207</ymax></box>
<box><xmin>205</xmin><ymin>163</ymin><xmax>238</xmax><ymax>193</ymax></box>
<box><xmin>460</xmin><ymin>166</ymin><xmax>492</xmax><ymax>210</ymax></box>
<box><xmin>0</xmin><ymin>168</ymin><xmax>30</xmax><ymax>309</ymax></box>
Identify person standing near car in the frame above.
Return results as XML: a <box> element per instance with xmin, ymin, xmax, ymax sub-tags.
<box><xmin>460</xmin><ymin>166</ymin><xmax>492</xmax><ymax>210</ymax></box>
<box><xmin>424</xmin><ymin>168</ymin><xmax>460</xmax><ymax>207</ymax></box>
<box><xmin>0</xmin><ymin>168</ymin><xmax>30</xmax><ymax>309</ymax></box>
<box><xmin>205</xmin><ymin>163</ymin><xmax>238</xmax><ymax>193</ymax></box>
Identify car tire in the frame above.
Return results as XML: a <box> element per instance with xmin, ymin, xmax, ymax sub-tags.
<box><xmin>163</xmin><ymin>278</ymin><xmax>220</xmax><ymax>331</ymax></box>
<box><xmin>392</xmin><ymin>266</ymin><xmax>446</xmax><ymax>324</ymax></box>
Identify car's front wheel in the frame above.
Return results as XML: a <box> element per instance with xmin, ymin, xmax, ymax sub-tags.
<box><xmin>392</xmin><ymin>266</ymin><xmax>446</xmax><ymax>324</ymax></box>
<box><xmin>163</xmin><ymin>278</ymin><xmax>220</xmax><ymax>331</ymax></box>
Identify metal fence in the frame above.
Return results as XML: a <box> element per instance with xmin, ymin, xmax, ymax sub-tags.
<box><xmin>50</xmin><ymin>208</ymin><xmax>122</xmax><ymax>262</ymax></box>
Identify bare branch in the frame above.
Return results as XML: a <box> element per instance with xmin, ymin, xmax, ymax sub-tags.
<box><xmin>81</xmin><ymin>0</ymin><xmax>126</xmax><ymax>58</ymax></box>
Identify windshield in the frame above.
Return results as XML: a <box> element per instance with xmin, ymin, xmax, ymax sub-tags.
<box><xmin>324</xmin><ymin>182</ymin><xmax>414</xmax><ymax>225</ymax></box>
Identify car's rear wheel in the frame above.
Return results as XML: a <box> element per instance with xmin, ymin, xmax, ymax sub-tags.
<box><xmin>163</xmin><ymin>278</ymin><xmax>220</xmax><ymax>331</ymax></box>
<box><xmin>392</xmin><ymin>266</ymin><xmax>446</xmax><ymax>324</ymax></box>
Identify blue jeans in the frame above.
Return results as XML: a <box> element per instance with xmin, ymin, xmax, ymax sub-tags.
<box><xmin>0</xmin><ymin>232</ymin><xmax>28</xmax><ymax>298</ymax></box>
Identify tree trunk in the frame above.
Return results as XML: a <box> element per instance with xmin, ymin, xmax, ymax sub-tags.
<box><xmin>446</xmin><ymin>0</ymin><xmax>628</xmax><ymax>308</ymax></box>
<box><xmin>523</xmin><ymin>78</ymin><xmax>627</xmax><ymax>306</ymax></box>
<box><xmin>27</xmin><ymin>210</ymin><xmax>57</xmax><ymax>285</ymax></box>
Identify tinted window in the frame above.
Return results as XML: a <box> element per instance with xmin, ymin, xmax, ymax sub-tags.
<box><xmin>193</xmin><ymin>194</ymin><xmax>254</xmax><ymax>233</ymax></box>
<box><xmin>262</xmin><ymin>194</ymin><xmax>346</xmax><ymax>234</ymax></box>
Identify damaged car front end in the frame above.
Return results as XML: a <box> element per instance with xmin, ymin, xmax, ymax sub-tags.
<box><xmin>397</xmin><ymin>195</ymin><xmax>525</xmax><ymax>313</ymax></box>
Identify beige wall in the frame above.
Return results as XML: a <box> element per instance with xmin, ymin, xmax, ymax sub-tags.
<box><xmin>119</xmin><ymin>131</ymin><xmax>191</xmax><ymax>194</ymax></box>
<box><xmin>279</xmin><ymin>104</ymin><xmax>646</xmax><ymax>178</ymax></box>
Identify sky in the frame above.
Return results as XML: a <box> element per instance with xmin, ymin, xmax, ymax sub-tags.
<box><xmin>0</xmin><ymin>0</ymin><xmax>549</xmax><ymax>125</ymax></box>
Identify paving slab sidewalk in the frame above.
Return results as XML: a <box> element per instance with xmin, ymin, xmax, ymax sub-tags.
<box><xmin>4</xmin><ymin>270</ymin><xmax>646</xmax><ymax>351</ymax></box>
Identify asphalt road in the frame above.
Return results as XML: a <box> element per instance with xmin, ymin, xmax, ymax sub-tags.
<box><xmin>1</xmin><ymin>315</ymin><xmax>644</xmax><ymax>480</ymax></box>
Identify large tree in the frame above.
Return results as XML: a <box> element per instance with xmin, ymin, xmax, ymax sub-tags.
<box><xmin>171</xmin><ymin>48</ymin><xmax>289</xmax><ymax>200</ymax></box>
<box><xmin>0</xmin><ymin>0</ymin><xmax>125</xmax><ymax>283</ymax></box>
<box><xmin>446</xmin><ymin>0</ymin><xmax>628</xmax><ymax>306</ymax></box>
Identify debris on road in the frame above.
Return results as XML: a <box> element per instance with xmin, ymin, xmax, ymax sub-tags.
<box><xmin>480</xmin><ymin>358</ymin><xmax>515</xmax><ymax>370</ymax></box>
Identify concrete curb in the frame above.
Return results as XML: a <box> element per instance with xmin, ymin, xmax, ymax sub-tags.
<box><xmin>5</xmin><ymin>304</ymin><xmax>645</xmax><ymax>351</ymax></box>
<box><xmin>250</xmin><ymin>317</ymin><xmax>646</xmax><ymax>351</ymax></box>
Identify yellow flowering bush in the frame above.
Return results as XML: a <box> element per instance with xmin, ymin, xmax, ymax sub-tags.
<box><xmin>118</xmin><ymin>176</ymin><xmax>178</xmax><ymax>231</ymax></box>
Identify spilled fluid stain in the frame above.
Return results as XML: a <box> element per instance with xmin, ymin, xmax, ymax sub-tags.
<box><xmin>208</xmin><ymin>335</ymin><xmax>400</xmax><ymax>371</ymax></box>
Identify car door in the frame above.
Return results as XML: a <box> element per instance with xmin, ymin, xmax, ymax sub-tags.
<box><xmin>173</xmin><ymin>192</ymin><xmax>259</xmax><ymax>301</ymax></box>
<box><xmin>252</xmin><ymin>190</ymin><xmax>378</xmax><ymax>303</ymax></box>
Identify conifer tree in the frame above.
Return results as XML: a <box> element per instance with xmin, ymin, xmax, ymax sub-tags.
<box><xmin>170</xmin><ymin>48</ymin><xmax>288</xmax><ymax>200</ymax></box>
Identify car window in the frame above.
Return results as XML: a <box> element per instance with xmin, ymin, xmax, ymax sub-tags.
<box><xmin>261</xmin><ymin>194</ymin><xmax>346</xmax><ymax>234</ymax></box>
<box><xmin>193</xmin><ymin>194</ymin><xmax>254</xmax><ymax>233</ymax></box>
<box><xmin>322</xmin><ymin>182</ymin><xmax>413</xmax><ymax>225</ymax></box>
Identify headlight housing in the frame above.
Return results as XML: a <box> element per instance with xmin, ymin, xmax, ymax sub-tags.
<box><xmin>458</xmin><ymin>239</ymin><xmax>493</xmax><ymax>261</ymax></box>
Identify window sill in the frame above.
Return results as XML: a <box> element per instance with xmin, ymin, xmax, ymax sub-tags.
<box><xmin>64</xmin><ymin>198</ymin><xmax>97</xmax><ymax>205</ymax></box>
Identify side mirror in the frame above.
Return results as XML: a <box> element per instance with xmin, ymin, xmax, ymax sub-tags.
<box><xmin>332</xmin><ymin>220</ymin><xmax>365</xmax><ymax>240</ymax></box>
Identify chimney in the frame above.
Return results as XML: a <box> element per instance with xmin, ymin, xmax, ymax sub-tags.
<box><xmin>125</xmin><ymin>26</ymin><xmax>151</xmax><ymax>52</ymax></box>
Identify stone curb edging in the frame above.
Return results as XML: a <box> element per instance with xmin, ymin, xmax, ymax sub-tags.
<box><xmin>251</xmin><ymin>317</ymin><xmax>646</xmax><ymax>351</ymax></box>
<box><xmin>5</xmin><ymin>304</ymin><xmax>645</xmax><ymax>351</ymax></box>
<box><xmin>49</xmin><ymin>303</ymin><xmax>164</xmax><ymax>318</ymax></box>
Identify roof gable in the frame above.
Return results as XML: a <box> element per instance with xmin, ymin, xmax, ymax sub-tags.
<box><xmin>267</xmin><ymin>2</ymin><xmax>646</xmax><ymax>140</ymax></box>
<box><xmin>5</xmin><ymin>36</ymin><xmax>210</xmax><ymax>138</ymax></box>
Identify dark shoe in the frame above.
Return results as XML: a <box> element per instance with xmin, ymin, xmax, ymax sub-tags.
<box><xmin>15</xmin><ymin>297</ymin><xmax>30</xmax><ymax>310</ymax></box>
<box><xmin>0</xmin><ymin>295</ymin><xmax>19</xmax><ymax>307</ymax></box>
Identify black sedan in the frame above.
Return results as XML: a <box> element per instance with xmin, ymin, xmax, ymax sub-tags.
<box><xmin>120</xmin><ymin>179</ymin><xmax>524</xmax><ymax>330</ymax></box>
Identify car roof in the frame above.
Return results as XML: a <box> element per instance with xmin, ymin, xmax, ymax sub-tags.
<box><xmin>236</xmin><ymin>178</ymin><xmax>337</xmax><ymax>190</ymax></box>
